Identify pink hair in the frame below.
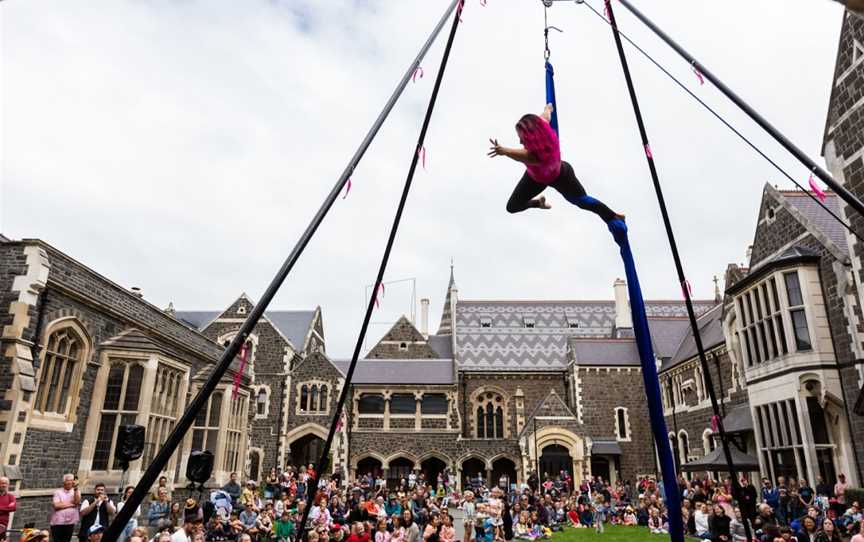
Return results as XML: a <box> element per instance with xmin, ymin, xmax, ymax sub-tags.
<box><xmin>516</xmin><ymin>114</ymin><xmax>559</xmax><ymax>164</ymax></box>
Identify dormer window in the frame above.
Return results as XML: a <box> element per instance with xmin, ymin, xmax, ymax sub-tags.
<box><xmin>237</xmin><ymin>306</ymin><xmax>247</xmax><ymax>315</ymax></box>
<box><xmin>566</xmin><ymin>314</ymin><xmax>580</xmax><ymax>329</ymax></box>
<box><xmin>399</xmin><ymin>342</ymin><xmax>408</xmax><ymax>351</ymax></box>
<box><xmin>523</xmin><ymin>317</ymin><xmax>536</xmax><ymax>329</ymax></box>
<box><xmin>480</xmin><ymin>317</ymin><xmax>492</xmax><ymax>328</ymax></box>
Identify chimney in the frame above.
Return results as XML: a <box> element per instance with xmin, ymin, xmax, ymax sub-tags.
<box><xmin>130</xmin><ymin>286</ymin><xmax>144</xmax><ymax>299</ymax></box>
<box><xmin>614</xmin><ymin>278</ymin><xmax>632</xmax><ymax>330</ymax></box>
<box><xmin>420</xmin><ymin>298</ymin><xmax>430</xmax><ymax>338</ymax></box>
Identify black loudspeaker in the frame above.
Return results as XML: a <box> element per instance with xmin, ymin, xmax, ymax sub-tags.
<box><xmin>186</xmin><ymin>450</ymin><xmax>214</xmax><ymax>485</ymax></box>
<box><xmin>116</xmin><ymin>424</ymin><xmax>145</xmax><ymax>464</ymax></box>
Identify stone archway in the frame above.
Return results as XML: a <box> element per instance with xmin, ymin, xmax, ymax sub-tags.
<box><xmin>540</xmin><ymin>444</ymin><xmax>572</xmax><ymax>481</ymax></box>
<box><xmin>290</xmin><ymin>433</ymin><xmax>325</xmax><ymax>470</ymax></box>
<box><xmin>357</xmin><ymin>457</ymin><xmax>384</xmax><ymax>479</ymax></box>
<box><xmin>461</xmin><ymin>457</ymin><xmax>487</xmax><ymax>490</ymax></box>
<box><xmin>387</xmin><ymin>457</ymin><xmax>415</xmax><ymax>489</ymax></box>
<box><xmin>491</xmin><ymin>456</ymin><xmax>518</xmax><ymax>490</ymax></box>
<box><xmin>420</xmin><ymin>456</ymin><xmax>448</xmax><ymax>488</ymax></box>
<box><xmin>528</xmin><ymin>427</ymin><xmax>586</xmax><ymax>486</ymax></box>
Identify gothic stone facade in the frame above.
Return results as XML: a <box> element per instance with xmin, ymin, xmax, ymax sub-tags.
<box><xmin>0</xmin><ymin>237</ymin><xmax>252</xmax><ymax>529</ymax></box>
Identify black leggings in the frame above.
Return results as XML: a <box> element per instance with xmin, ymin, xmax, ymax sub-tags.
<box><xmin>506</xmin><ymin>161</ymin><xmax>618</xmax><ymax>223</ymax></box>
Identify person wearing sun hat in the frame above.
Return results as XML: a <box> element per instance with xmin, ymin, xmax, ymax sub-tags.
<box><xmin>171</xmin><ymin>499</ymin><xmax>203</xmax><ymax>542</ymax></box>
<box><xmin>21</xmin><ymin>529</ymin><xmax>49</xmax><ymax>542</ymax></box>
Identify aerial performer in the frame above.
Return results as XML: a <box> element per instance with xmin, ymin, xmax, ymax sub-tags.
<box><xmin>488</xmin><ymin>104</ymin><xmax>626</xmax><ymax>224</ymax></box>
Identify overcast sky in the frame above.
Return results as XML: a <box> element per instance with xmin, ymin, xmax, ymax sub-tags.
<box><xmin>1</xmin><ymin>0</ymin><xmax>848</xmax><ymax>357</ymax></box>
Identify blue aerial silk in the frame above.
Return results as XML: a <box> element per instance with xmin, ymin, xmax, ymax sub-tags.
<box><xmin>545</xmin><ymin>60</ymin><xmax>559</xmax><ymax>137</ymax></box>
<box><xmin>608</xmin><ymin>219</ymin><xmax>684</xmax><ymax>542</ymax></box>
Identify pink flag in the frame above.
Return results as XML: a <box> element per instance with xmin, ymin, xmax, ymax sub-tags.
<box><xmin>809</xmin><ymin>174</ymin><xmax>827</xmax><ymax>203</ymax></box>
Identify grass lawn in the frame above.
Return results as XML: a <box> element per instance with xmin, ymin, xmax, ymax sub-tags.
<box><xmin>551</xmin><ymin>525</ymin><xmax>667</xmax><ymax>542</ymax></box>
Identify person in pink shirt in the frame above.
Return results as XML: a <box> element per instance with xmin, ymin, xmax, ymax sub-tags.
<box><xmin>51</xmin><ymin>474</ymin><xmax>81</xmax><ymax>542</ymax></box>
<box><xmin>850</xmin><ymin>516</ymin><xmax>864</xmax><ymax>542</ymax></box>
<box><xmin>488</xmin><ymin>104</ymin><xmax>624</xmax><ymax>225</ymax></box>
<box><xmin>0</xmin><ymin>476</ymin><xmax>16</xmax><ymax>537</ymax></box>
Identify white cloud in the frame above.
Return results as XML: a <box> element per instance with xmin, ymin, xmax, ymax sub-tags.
<box><xmin>0</xmin><ymin>0</ymin><xmax>845</xmax><ymax>356</ymax></box>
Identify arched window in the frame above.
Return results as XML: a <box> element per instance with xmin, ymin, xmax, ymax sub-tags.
<box><xmin>615</xmin><ymin>407</ymin><xmax>630</xmax><ymax>440</ymax></box>
<box><xmin>35</xmin><ymin>323</ymin><xmax>87</xmax><ymax>416</ymax></box>
<box><xmin>702</xmin><ymin>429</ymin><xmax>715</xmax><ymax>454</ymax></box>
<box><xmin>256</xmin><ymin>389</ymin><xmax>268</xmax><ymax>417</ymax></box>
<box><xmin>475</xmin><ymin>391</ymin><xmax>505</xmax><ymax>439</ymax></box>
<box><xmin>311</xmin><ymin>386</ymin><xmax>319</xmax><ymax>412</ymax></box>
<box><xmin>300</xmin><ymin>385</ymin><xmax>309</xmax><ymax>412</ymax></box>
<box><xmin>679</xmin><ymin>431</ymin><xmax>690</xmax><ymax>464</ymax></box>
<box><xmin>319</xmin><ymin>385</ymin><xmax>328</xmax><ymax>411</ymax></box>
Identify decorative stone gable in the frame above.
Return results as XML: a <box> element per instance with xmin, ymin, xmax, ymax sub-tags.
<box><xmin>366</xmin><ymin>316</ymin><xmax>440</xmax><ymax>359</ymax></box>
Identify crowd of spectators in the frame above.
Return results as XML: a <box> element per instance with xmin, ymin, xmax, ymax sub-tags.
<box><xmin>5</xmin><ymin>467</ymin><xmax>863</xmax><ymax>542</ymax></box>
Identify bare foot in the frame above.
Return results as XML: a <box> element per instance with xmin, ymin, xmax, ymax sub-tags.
<box><xmin>537</xmin><ymin>196</ymin><xmax>552</xmax><ymax>210</ymax></box>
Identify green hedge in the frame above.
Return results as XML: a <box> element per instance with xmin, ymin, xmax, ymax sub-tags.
<box><xmin>845</xmin><ymin>487</ymin><xmax>864</xmax><ymax>506</ymax></box>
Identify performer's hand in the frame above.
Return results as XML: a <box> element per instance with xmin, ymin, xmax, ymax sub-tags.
<box><xmin>488</xmin><ymin>138</ymin><xmax>504</xmax><ymax>158</ymax></box>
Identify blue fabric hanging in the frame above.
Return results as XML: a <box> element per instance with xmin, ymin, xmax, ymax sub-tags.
<box><xmin>608</xmin><ymin>219</ymin><xmax>684</xmax><ymax>542</ymax></box>
<box><xmin>545</xmin><ymin>60</ymin><xmax>560</xmax><ymax>137</ymax></box>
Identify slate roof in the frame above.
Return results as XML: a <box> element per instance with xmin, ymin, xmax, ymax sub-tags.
<box><xmin>427</xmin><ymin>335</ymin><xmax>453</xmax><ymax>359</ymax></box>
<box><xmin>662</xmin><ymin>304</ymin><xmax>725</xmax><ymax>371</ymax></box>
<box><xmin>647</xmin><ymin>318</ymin><xmax>691</xmax><ymax>360</ymax></box>
<box><xmin>175</xmin><ymin>309</ymin><xmax>317</xmax><ymax>351</ymax></box>
<box><xmin>780</xmin><ymin>191</ymin><xmax>848</xmax><ymax>253</ymax></box>
<box><xmin>332</xmin><ymin>359</ymin><xmax>454</xmax><ymax>385</ymax></box>
<box><xmin>569</xmin><ymin>338</ymin><xmax>641</xmax><ymax>366</ymax></box>
<box><xmin>455</xmin><ymin>300</ymin><xmax>716</xmax><ymax>372</ymax></box>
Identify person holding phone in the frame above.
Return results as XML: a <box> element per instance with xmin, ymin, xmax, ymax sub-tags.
<box><xmin>51</xmin><ymin>474</ymin><xmax>81</xmax><ymax>542</ymax></box>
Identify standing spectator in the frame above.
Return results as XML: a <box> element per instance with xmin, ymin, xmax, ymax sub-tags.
<box><xmin>51</xmin><ymin>474</ymin><xmax>81</xmax><ymax>542</ymax></box>
<box><xmin>762</xmin><ymin>479</ymin><xmax>779</xmax><ymax>513</ymax></box>
<box><xmin>815</xmin><ymin>477</ymin><xmax>832</xmax><ymax>512</ymax></box>
<box><xmin>799</xmin><ymin>480</ymin><xmax>815</xmax><ymax>517</ymax></box>
<box><xmin>738</xmin><ymin>478</ymin><xmax>758</xmax><ymax>524</ymax></box>
<box><xmin>0</xmin><ymin>476</ymin><xmax>17</xmax><ymax>537</ymax></box>
<box><xmin>117</xmin><ymin>485</ymin><xmax>141</xmax><ymax>542</ymax></box>
<box><xmin>79</xmin><ymin>483</ymin><xmax>116</xmax><ymax>541</ymax></box>
<box><xmin>834</xmin><ymin>475</ymin><xmax>848</xmax><ymax>508</ymax></box>
<box><xmin>223</xmin><ymin>473</ymin><xmax>242</xmax><ymax>511</ymax></box>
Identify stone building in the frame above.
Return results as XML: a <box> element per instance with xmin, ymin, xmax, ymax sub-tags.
<box><xmin>823</xmin><ymin>7</ymin><xmax>864</xmax><ymax>457</ymax></box>
<box><xmin>334</xmin><ymin>269</ymin><xmax>718</xmax><ymax>489</ymax></box>
<box><xmin>0</xmin><ymin>236</ymin><xmax>252</xmax><ymax>528</ymax></box>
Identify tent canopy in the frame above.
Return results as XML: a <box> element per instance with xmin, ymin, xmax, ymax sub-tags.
<box><xmin>681</xmin><ymin>445</ymin><xmax>760</xmax><ymax>472</ymax></box>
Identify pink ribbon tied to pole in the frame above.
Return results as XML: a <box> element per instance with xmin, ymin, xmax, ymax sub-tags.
<box><xmin>457</xmin><ymin>0</ymin><xmax>465</xmax><ymax>21</ymax></box>
<box><xmin>644</xmin><ymin>143</ymin><xmax>654</xmax><ymax>160</ymax></box>
<box><xmin>604</xmin><ymin>0</ymin><xmax>612</xmax><ymax>20</ymax></box>
<box><xmin>809</xmin><ymin>174</ymin><xmax>827</xmax><ymax>203</ymax></box>
<box><xmin>681</xmin><ymin>279</ymin><xmax>692</xmax><ymax>300</ymax></box>
<box><xmin>231</xmin><ymin>342</ymin><xmax>249</xmax><ymax>400</ymax></box>
<box><xmin>417</xmin><ymin>146</ymin><xmax>427</xmax><ymax>170</ymax></box>
<box><xmin>692</xmin><ymin>65</ymin><xmax>705</xmax><ymax>86</ymax></box>
<box><xmin>373</xmin><ymin>282</ymin><xmax>386</xmax><ymax>308</ymax></box>
<box><xmin>342</xmin><ymin>177</ymin><xmax>352</xmax><ymax>199</ymax></box>
<box><xmin>711</xmin><ymin>415</ymin><xmax>719</xmax><ymax>433</ymax></box>
<box><xmin>413</xmin><ymin>66</ymin><xmax>424</xmax><ymax>83</ymax></box>
<box><xmin>335</xmin><ymin>411</ymin><xmax>345</xmax><ymax>432</ymax></box>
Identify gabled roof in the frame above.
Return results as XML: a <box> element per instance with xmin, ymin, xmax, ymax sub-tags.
<box><xmin>778</xmin><ymin>190</ymin><xmax>848</xmax><ymax>253</ymax></box>
<box><xmin>663</xmin><ymin>304</ymin><xmax>725</xmax><ymax>371</ymax></box>
<box><xmin>175</xmin><ymin>304</ymin><xmax>318</xmax><ymax>352</ymax></box>
<box><xmin>332</xmin><ymin>358</ymin><xmax>454</xmax><ymax>385</ymax></box>
<box><xmin>647</xmin><ymin>317</ymin><xmax>691</xmax><ymax>360</ymax></box>
<box><xmin>518</xmin><ymin>389</ymin><xmax>578</xmax><ymax>439</ymax></box>
<box><xmin>454</xmin><ymin>299</ymin><xmax>716</xmax><ymax>372</ymax></box>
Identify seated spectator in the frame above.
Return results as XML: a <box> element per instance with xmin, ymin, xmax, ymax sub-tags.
<box><xmin>710</xmin><ymin>505</ymin><xmax>731</xmax><ymax>542</ymax></box>
<box><xmin>648</xmin><ymin>508</ymin><xmax>668</xmax><ymax>535</ymax></box>
<box><xmin>695</xmin><ymin>503</ymin><xmax>712</xmax><ymax>540</ymax></box>
<box><xmin>797</xmin><ymin>516</ymin><xmax>818</xmax><ymax>542</ymax></box>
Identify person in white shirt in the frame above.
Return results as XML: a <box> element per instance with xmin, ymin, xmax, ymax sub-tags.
<box><xmin>694</xmin><ymin>503</ymin><xmax>711</xmax><ymax>539</ymax></box>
